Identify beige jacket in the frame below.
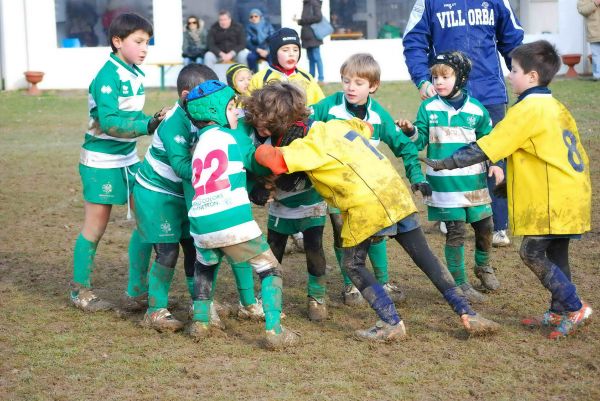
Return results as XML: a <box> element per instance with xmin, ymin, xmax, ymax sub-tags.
<box><xmin>578</xmin><ymin>0</ymin><xmax>600</xmax><ymax>42</ymax></box>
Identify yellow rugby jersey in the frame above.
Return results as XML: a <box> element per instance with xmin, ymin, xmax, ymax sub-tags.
<box><xmin>477</xmin><ymin>93</ymin><xmax>591</xmax><ymax>235</ymax></box>
<box><xmin>249</xmin><ymin>66</ymin><xmax>325</xmax><ymax>106</ymax></box>
<box><xmin>280</xmin><ymin>118</ymin><xmax>418</xmax><ymax>246</ymax></box>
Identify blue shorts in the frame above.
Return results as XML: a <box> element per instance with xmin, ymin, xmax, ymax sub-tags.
<box><xmin>374</xmin><ymin>213</ymin><xmax>421</xmax><ymax>237</ymax></box>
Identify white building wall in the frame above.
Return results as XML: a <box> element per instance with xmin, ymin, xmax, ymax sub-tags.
<box><xmin>0</xmin><ymin>0</ymin><xmax>589</xmax><ymax>90</ymax></box>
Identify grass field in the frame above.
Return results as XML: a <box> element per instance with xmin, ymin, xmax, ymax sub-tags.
<box><xmin>1</xmin><ymin>79</ymin><xmax>599</xmax><ymax>401</ymax></box>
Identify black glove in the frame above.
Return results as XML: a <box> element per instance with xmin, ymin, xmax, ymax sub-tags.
<box><xmin>411</xmin><ymin>181</ymin><xmax>432</xmax><ymax>196</ymax></box>
<box><xmin>420</xmin><ymin>156</ymin><xmax>457</xmax><ymax>171</ymax></box>
<box><xmin>147</xmin><ymin>111</ymin><xmax>162</xmax><ymax>134</ymax></box>
<box><xmin>248</xmin><ymin>184</ymin><xmax>271</xmax><ymax>206</ymax></box>
<box><xmin>275</xmin><ymin>172</ymin><xmax>307</xmax><ymax>192</ymax></box>
<box><xmin>493</xmin><ymin>180</ymin><xmax>507</xmax><ymax>198</ymax></box>
<box><xmin>276</xmin><ymin>123</ymin><xmax>306</xmax><ymax>147</ymax></box>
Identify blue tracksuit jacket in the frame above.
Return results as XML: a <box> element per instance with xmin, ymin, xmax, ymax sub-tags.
<box><xmin>403</xmin><ymin>0</ymin><xmax>524</xmax><ymax>106</ymax></box>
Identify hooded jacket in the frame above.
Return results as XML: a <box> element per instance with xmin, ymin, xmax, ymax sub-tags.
<box><xmin>298</xmin><ymin>0</ymin><xmax>323</xmax><ymax>49</ymax></box>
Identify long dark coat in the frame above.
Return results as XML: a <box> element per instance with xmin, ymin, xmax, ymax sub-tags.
<box><xmin>298</xmin><ymin>0</ymin><xmax>323</xmax><ymax>49</ymax></box>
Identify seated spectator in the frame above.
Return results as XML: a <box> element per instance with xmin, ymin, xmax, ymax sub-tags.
<box><xmin>246</xmin><ymin>9</ymin><xmax>275</xmax><ymax>72</ymax></box>
<box><xmin>182</xmin><ymin>16</ymin><xmax>208</xmax><ymax>65</ymax></box>
<box><xmin>204</xmin><ymin>10</ymin><xmax>249</xmax><ymax>69</ymax></box>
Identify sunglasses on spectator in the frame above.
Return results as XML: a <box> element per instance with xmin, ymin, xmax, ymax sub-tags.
<box><xmin>188</xmin><ymin>20</ymin><xmax>198</xmax><ymax>24</ymax></box>
<box><xmin>249</xmin><ymin>15</ymin><xmax>260</xmax><ymax>19</ymax></box>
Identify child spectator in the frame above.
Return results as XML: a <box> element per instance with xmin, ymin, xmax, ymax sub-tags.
<box><xmin>396</xmin><ymin>51</ymin><xmax>503</xmax><ymax>302</ymax></box>
<box><xmin>249</xmin><ymin>28</ymin><xmax>324</xmax><ymax>106</ymax></box>
<box><xmin>421</xmin><ymin>40</ymin><xmax>593</xmax><ymax>339</ymax></box>
<box><xmin>71</xmin><ymin>13</ymin><xmax>168</xmax><ymax>312</ymax></box>
<box><xmin>184</xmin><ymin>80</ymin><xmax>299</xmax><ymax>349</ymax></box>
<box><xmin>132</xmin><ymin>64</ymin><xmax>264</xmax><ymax>332</ymax></box>
<box><xmin>245</xmin><ymin>9</ymin><xmax>275</xmax><ymax>72</ymax></box>
<box><xmin>247</xmin><ymin>82</ymin><xmax>500</xmax><ymax>341</ymax></box>
<box><xmin>311</xmin><ymin>53</ymin><xmax>426</xmax><ymax>305</ymax></box>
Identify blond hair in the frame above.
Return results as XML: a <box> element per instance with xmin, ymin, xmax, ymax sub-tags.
<box><xmin>430</xmin><ymin>63</ymin><xmax>455</xmax><ymax>77</ymax></box>
<box><xmin>340</xmin><ymin>53</ymin><xmax>381</xmax><ymax>87</ymax></box>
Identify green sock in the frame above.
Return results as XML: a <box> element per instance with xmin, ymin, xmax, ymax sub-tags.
<box><xmin>307</xmin><ymin>273</ymin><xmax>326</xmax><ymax>302</ymax></box>
<box><xmin>335</xmin><ymin>246</ymin><xmax>352</xmax><ymax>286</ymax></box>
<box><xmin>193</xmin><ymin>299</ymin><xmax>211</xmax><ymax>323</ymax></box>
<box><xmin>368</xmin><ymin>239</ymin><xmax>389</xmax><ymax>284</ymax></box>
<box><xmin>445</xmin><ymin>245</ymin><xmax>466</xmax><ymax>286</ymax></box>
<box><xmin>474</xmin><ymin>249</ymin><xmax>490</xmax><ymax>269</ymax></box>
<box><xmin>186</xmin><ymin>276</ymin><xmax>195</xmax><ymax>298</ymax></box>
<box><xmin>232</xmin><ymin>261</ymin><xmax>256</xmax><ymax>306</ymax></box>
<box><xmin>126</xmin><ymin>229</ymin><xmax>152</xmax><ymax>297</ymax></box>
<box><xmin>147</xmin><ymin>261</ymin><xmax>175</xmax><ymax>313</ymax></box>
<box><xmin>261</xmin><ymin>275</ymin><xmax>283</xmax><ymax>333</ymax></box>
<box><xmin>73</xmin><ymin>233</ymin><xmax>97</xmax><ymax>289</ymax></box>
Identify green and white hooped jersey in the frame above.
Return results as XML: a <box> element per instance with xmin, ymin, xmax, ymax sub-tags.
<box><xmin>80</xmin><ymin>54</ymin><xmax>150</xmax><ymax>169</ymax></box>
<box><xmin>189</xmin><ymin>126</ymin><xmax>261</xmax><ymax>248</ymax></box>
<box><xmin>136</xmin><ymin>102</ymin><xmax>198</xmax><ymax>198</ymax></box>
<box><xmin>410</xmin><ymin>95</ymin><xmax>493</xmax><ymax>208</ymax></box>
<box><xmin>311</xmin><ymin>92</ymin><xmax>384</xmax><ymax>147</ymax></box>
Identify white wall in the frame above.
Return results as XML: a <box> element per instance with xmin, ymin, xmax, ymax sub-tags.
<box><xmin>0</xmin><ymin>0</ymin><xmax>589</xmax><ymax>90</ymax></box>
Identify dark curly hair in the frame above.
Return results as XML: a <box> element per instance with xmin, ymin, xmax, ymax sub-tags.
<box><xmin>244</xmin><ymin>82</ymin><xmax>311</xmax><ymax>138</ymax></box>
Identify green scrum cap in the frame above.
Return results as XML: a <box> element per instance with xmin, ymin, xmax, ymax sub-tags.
<box><xmin>186</xmin><ymin>80</ymin><xmax>235</xmax><ymax>127</ymax></box>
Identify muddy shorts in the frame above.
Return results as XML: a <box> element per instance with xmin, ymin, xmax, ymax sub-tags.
<box><xmin>267</xmin><ymin>214</ymin><xmax>326</xmax><ymax>235</ymax></box>
<box><xmin>374</xmin><ymin>212</ymin><xmax>421</xmax><ymax>236</ymax></box>
<box><xmin>428</xmin><ymin>204</ymin><xmax>492</xmax><ymax>224</ymax></box>
<box><xmin>133</xmin><ymin>184</ymin><xmax>190</xmax><ymax>243</ymax></box>
<box><xmin>195</xmin><ymin>235</ymin><xmax>270</xmax><ymax>266</ymax></box>
<box><xmin>79</xmin><ymin>163</ymin><xmax>139</xmax><ymax>205</ymax></box>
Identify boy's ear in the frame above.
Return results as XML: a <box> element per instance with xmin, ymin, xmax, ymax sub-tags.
<box><xmin>369</xmin><ymin>82</ymin><xmax>380</xmax><ymax>94</ymax></box>
<box><xmin>111</xmin><ymin>36</ymin><xmax>122</xmax><ymax>50</ymax></box>
<box><xmin>529</xmin><ymin>70</ymin><xmax>539</xmax><ymax>84</ymax></box>
<box><xmin>181</xmin><ymin>89</ymin><xmax>190</xmax><ymax>100</ymax></box>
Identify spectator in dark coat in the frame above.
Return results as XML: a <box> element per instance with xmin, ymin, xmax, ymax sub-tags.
<box><xmin>246</xmin><ymin>8</ymin><xmax>276</xmax><ymax>72</ymax></box>
<box><xmin>204</xmin><ymin>10</ymin><xmax>249</xmax><ymax>69</ymax></box>
<box><xmin>296</xmin><ymin>0</ymin><xmax>325</xmax><ymax>83</ymax></box>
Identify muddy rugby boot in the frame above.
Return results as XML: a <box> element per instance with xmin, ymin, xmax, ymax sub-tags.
<box><xmin>141</xmin><ymin>308</ymin><xmax>184</xmax><ymax>333</ymax></box>
<box><xmin>521</xmin><ymin>310</ymin><xmax>562</xmax><ymax>328</ymax></box>
<box><xmin>474</xmin><ymin>265</ymin><xmax>500</xmax><ymax>291</ymax></box>
<box><xmin>354</xmin><ymin>320</ymin><xmax>407</xmax><ymax>342</ymax></box>
<box><xmin>343</xmin><ymin>284</ymin><xmax>365</xmax><ymax>306</ymax></box>
<box><xmin>461</xmin><ymin>313</ymin><xmax>500</xmax><ymax>336</ymax></box>
<box><xmin>548</xmin><ymin>303</ymin><xmax>593</xmax><ymax>340</ymax></box>
<box><xmin>237</xmin><ymin>298</ymin><xmax>266</xmax><ymax>321</ymax></box>
<box><xmin>264</xmin><ymin>326</ymin><xmax>300</xmax><ymax>350</ymax></box>
<box><xmin>459</xmin><ymin>282</ymin><xmax>487</xmax><ymax>304</ymax></box>
<box><xmin>70</xmin><ymin>287</ymin><xmax>113</xmax><ymax>312</ymax></box>
<box><xmin>307</xmin><ymin>297</ymin><xmax>327</xmax><ymax>321</ymax></box>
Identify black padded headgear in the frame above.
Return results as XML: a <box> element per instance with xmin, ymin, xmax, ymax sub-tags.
<box><xmin>430</xmin><ymin>51</ymin><xmax>472</xmax><ymax>98</ymax></box>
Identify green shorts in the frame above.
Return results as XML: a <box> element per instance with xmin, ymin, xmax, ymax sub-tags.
<box><xmin>133</xmin><ymin>184</ymin><xmax>190</xmax><ymax>243</ymax></box>
<box><xmin>195</xmin><ymin>235</ymin><xmax>270</xmax><ymax>265</ymax></box>
<box><xmin>79</xmin><ymin>163</ymin><xmax>139</xmax><ymax>205</ymax></box>
<box><xmin>267</xmin><ymin>214</ymin><xmax>326</xmax><ymax>235</ymax></box>
<box><xmin>428</xmin><ymin>204</ymin><xmax>492</xmax><ymax>224</ymax></box>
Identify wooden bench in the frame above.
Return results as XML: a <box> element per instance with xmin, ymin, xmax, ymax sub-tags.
<box><xmin>147</xmin><ymin>61</ymin><xmax>183</xmax><ymax>90</ymax></box>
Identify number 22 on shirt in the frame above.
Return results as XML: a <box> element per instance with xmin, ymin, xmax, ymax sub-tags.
<box><xmin>192</xmin><ymin>149</ymin><xmax>231</xmax><ymax>198</ymax></box>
